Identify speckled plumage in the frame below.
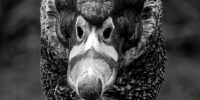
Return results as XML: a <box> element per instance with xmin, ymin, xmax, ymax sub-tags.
<box><xmin>40</xmin><ymin>0</ymin><xmax>166</xmax><ymax>100</ymax></box>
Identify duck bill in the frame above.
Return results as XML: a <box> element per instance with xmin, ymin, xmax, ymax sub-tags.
<box><xmin>67</xmin><ymin>50</ymin><xmax>118</xmax><ymax>100</ymax></box>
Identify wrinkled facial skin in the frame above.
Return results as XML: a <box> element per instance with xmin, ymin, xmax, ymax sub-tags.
<box><xmin>67</xmin><ymin>16</ymin><xmax>123</xmax><ymax>100</ymax></box>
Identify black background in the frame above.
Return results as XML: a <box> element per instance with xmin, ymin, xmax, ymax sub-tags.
<box><xmin>0</xmin><ymin>0</ymin><xmax>200</xmax><ymax>100</ymax></box>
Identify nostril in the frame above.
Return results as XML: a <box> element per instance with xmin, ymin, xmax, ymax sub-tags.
<box><xmin>77</xmin><ymin>26</ymin><xmax>84</xmax><ymax>40</ymax></box>
<box><xmin>103</xmin><ymin>27</ymin><xmax>112</xmax><ymax>40</ymax></box>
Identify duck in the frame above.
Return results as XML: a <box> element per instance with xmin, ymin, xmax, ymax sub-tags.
<box><xmin>40</xmin><ymin>0</ymin><xmax>166</xmax><ymax>100</ymax></box>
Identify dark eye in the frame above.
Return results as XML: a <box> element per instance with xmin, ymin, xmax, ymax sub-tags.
<box><xmin>77</xmin><ymin>26</ymin><xmax>84</xmax><ymax>40</ymax></box>
<box><xmin>103</xmin><ymin>27</ymin><xmax>112</xmax><ymax>40</ymax></box>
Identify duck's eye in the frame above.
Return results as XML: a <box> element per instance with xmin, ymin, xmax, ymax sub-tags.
<box><xmin>102</xmin><ymin>27</ymin><xmax>112</xmax><ymax>40</ymax></box>
<box><xmin>76</xmin><ymin>26</ymin><xmax>84</xmax><ymax>40</ymax></box>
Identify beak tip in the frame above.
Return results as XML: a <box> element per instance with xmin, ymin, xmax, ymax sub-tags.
<box><xmin>77</xmin><ymin>75</ymin><xmax>103</xmax><ymax>100</ymax></box>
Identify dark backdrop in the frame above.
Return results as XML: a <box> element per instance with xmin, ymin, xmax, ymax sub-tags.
<box><xmin>0</xmin><ymin>0</ymin><xmax>200</xmax><ymax>100</ymax></box>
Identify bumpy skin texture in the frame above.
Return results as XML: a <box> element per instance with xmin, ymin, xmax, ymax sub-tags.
<box><xmin>40</xmin><ymin>0</ymin><xmax>166</xmax><ymax>100</ymax></box>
